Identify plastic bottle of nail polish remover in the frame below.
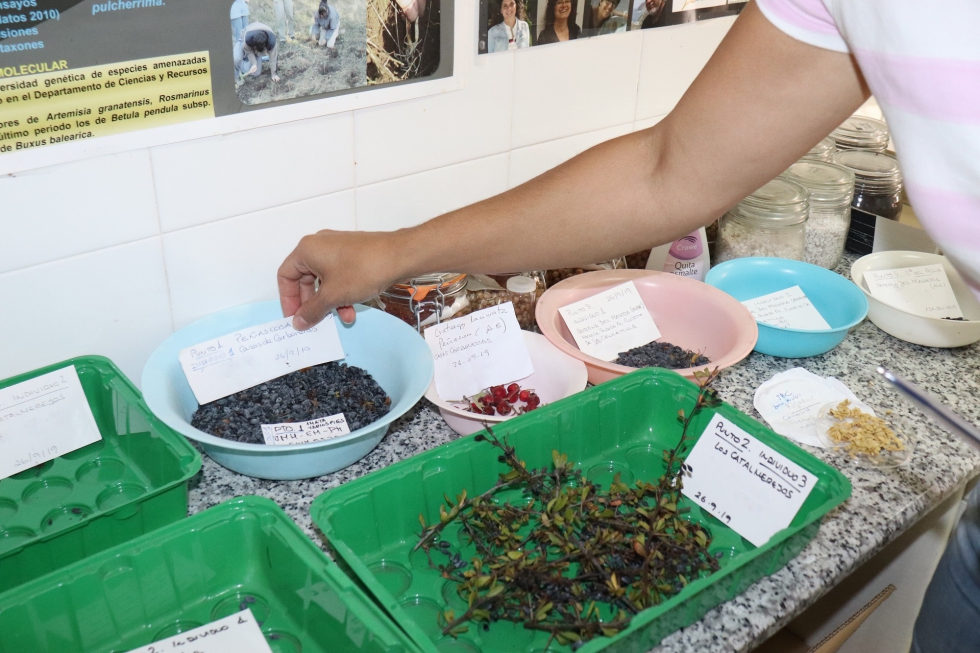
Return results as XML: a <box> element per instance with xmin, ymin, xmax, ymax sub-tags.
<box><xmin>645</xmin><ymin>227</ymin><xmax>710</xmax><ymax>281</ymax></box>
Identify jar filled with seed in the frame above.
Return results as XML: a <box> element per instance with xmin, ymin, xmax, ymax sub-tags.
<box><xmin>371</xmin><ymin>273</ymin><xmax>471</xmax><ymax>333</ymax></box>
<box><xmin>781</xmin><ymin>160</ymin><xmax>855</xmax><ymax>269</ymax></box>
<box><xmin>802</xmin><ymin>136</ymin><xmax>838</xmax><ymax>163</ymax></box>
<box><xmin>547</xmin><ymin>258</ymin><xmax>627</xmax><ymax>285</ymax></box>
<box><xmin>466</xmin><ymin>272</ymin><xmax>545</xmax><ymax>330</ymax></box>
<box><xmin>715</xmin><ymin>178</ymin><xmax>810</xmax><ymax>263</ymax></box>
<box><xmin>831</xmin><ymin>116</ymin><xmax>890</xmax><ymax>153</ymax></box>
<box><xmin>833</xmin><ymin>150</ymin><xmax>903</xmax><ymax>221</ymax></box>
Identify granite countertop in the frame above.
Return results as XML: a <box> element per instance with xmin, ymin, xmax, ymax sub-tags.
<box><xmin>187</xmin><ymin>258</ymin><xmax>980</xmax><ymax>653</ymax></box>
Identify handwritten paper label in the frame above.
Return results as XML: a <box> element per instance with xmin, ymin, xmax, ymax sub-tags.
<box><xmin>682</xmin><ymin>415</ymin><xmax>817</xmax><ymax>547</ymax></box>
<box><xmin>0</xmin><ymin>366</ymin><xmax>102</xmax><ymax>481</ymax></box>
<box><xmin>123</xmin><ymin>610</ymin><xmax>273</xmax><ymax>653</ymax></box>
<box><xmin>740</xmin><ymin>286</ymin><xmax>831</xmax><ymax>331</ymax></box>
<box><xmin>863</xmin><ymin>264</ymin><xmax>963</xmax><ymax>319</ymax></box>
<box><xmin>557</xmin><ymin>281</ymin><xmax>662</xmax><ymax>361</ymax></box>
<box><xmin>179</xmin><ymin>315</ymin><xmax>346</xmax><ymax>405</ymax></box>
<box><xmin>753</xmin><ymin>368</ymin><xmax>870</xmax><ymax>448</ymax></box>
<box><xmin>261</xmin><ymin>413</ymin><xmax>351</xmax><ymax>445</ymax></box>
<box><xmin>425</xmin><ymin>302</ymin><xmax>534</xmax><ymax>400</ymax></box>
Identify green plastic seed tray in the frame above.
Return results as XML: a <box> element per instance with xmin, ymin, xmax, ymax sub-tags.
<box><xmin>310</xmin><ymin>368</ymin><xmax>851</xmax><ymax>653</ymax></box>
<box><xmin>0</xmin><ymin>356</ymin><xmax>201</xmax><ymax>594</ymax></box>
<box><xmin>0</xmin><ymin>496</ymin><xmax>422</xmax><ymax>653</ymax></box>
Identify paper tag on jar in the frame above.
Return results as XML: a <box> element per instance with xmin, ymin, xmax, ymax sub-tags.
<box><xmin>740</xmin><ymin>286</ymin><xmax>831</xmax><ymax>330</ymax></box>
<box><xmin>863</xmin><ymin>264</ymin><xmax>963</xmax><ymax>319</ymax></box>
<box><xmin>178</xmin><ymin>315</ymin><xmax>346</xmax><ymax>406</ymax></box>
<box><xmin>425</xmin><ymin>302</ymin><xmax>534</xmax><ymax>400</ymax></box>
<box><xmin>0</xmin><ymin>366</ymin><xmax>102</xmax><ymax>481</ymax></box>
<box><xmin>681</xmin><ymin>414</ymin><xmax>817</xmax><ymax>547</ymax></box>
<box><xmin>122</xmin><ymin>610</ymin><xmax>273</xmax><ymax>653</ymax></box>
<box><xmin>261</xmin><ymin>413</ymin><xmax>351</xmax><ymax>445</ymax></box>
<box><xmin>557</xmin><ymin>280</ymin><xmax>661</xmax><ymax>361</ymax></box>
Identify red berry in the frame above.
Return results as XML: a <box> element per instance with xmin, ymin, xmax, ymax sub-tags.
<box><xmin>470</xmin><ymin>402</ymin><xmax>481</xmax><ymax>413</ymax></box>
<box><xmin>507</xmin><ymin>383</ymin><xmax>520</xmax><ymax>394</ymax></box>
<box><xmin>507</xmin><ymin>391</ymin><xmax>519</xmax><ymax>404</ymax></box>
<box><xmin>527</xmin><ymin>394</ymin><xmax>541</xmax><ymax>408</ymax></box>
<box><xmin>497</xmin><ymin>402</ymin><xmax>513</xmax><ymax>416</ymax></box>
<box><xmin>518</xmin><ymin>389</ymin><xmax>530</xmax><ymax>402</ymax></box>
<box><xmin>525</xmin><ymin>404</ymin><xmax>537</xmax><ymax>412</ymax></box>
<box><xmin>491</xmin><ymin>386</ymin><xmax>506</xmax><ymax>399</ymax></box>
<box><xmin>482</xmin><ymin>405</ymin><xmax>495</xmax><ymax>416</ymax></box>
<box><xmin>479</xmin><ymin>394</ymin><xmax>493</xmax><ymax>406</ymax></box>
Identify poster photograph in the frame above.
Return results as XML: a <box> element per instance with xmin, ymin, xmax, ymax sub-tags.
<box><xmin>0</xmin><ymin>0</ymin><xmax>446</xmax><ymax>154</ymax></box>
<box><xmin>478</xmin><ymin>0</ymin><xmax>744</xmax><ymax>54</ymax></box>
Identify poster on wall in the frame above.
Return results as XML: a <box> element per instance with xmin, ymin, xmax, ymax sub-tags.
<box><xmin>0</xmin><ymin>0</ymin><xmax>446</xmax><ymax>154</ymax></box>
<box><xmin>477</xmin><ymin>0</ymin><xmax>744</xmax><ymax>54</ymax></box>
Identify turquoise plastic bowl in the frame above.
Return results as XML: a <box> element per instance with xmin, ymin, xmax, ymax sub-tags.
<box><xmin>705</xmin><ymin>258</ymin><xmax>868</xmax><ymax>358</ymax></box>
<box><xmin>141</xmin><ymin>302</ymin><xmax>433</xmax><ymax>480</ymax></box>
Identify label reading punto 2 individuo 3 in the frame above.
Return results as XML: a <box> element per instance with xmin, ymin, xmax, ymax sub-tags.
<box><xmin>681</xmin><ymin>415</ymin><xmax>817</xmax><ymax>547</ymax></box>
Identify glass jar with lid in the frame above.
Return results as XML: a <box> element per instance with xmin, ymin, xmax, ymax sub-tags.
<box><xmin>373</xmin><ymin>273</ymin><xmax>470</xmax><ymax>333</ymax></box>
<box><xmin>802</xmin><ymin>136</ymin><xmax>837</xmax><ymax>163</ymax></box>
<box><xmin>466</xmin><ymin>271</ymin><xmax>546</xmax><ymax>330</ymax></box>
<box><xmin>831</xmin><ymin>116</ymin><xmax>890</xmax><ymax>153</ymax></box>
<box><xmin>781</xmin><ymin>161</ymin><xmax>855</xmax><ymax>269</ymax></box>
<box><xmin>832</xmin><ymin>150</ymin><xmax>903</xmax><ymax>221</ymax></box>
<box><xmin>715</xmin><ymin>178</ymin><xmax>810</xmax><ymax>263</ymax></box>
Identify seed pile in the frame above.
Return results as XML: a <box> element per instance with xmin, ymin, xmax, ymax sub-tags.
<box><xmin>191</xmin><ymin>362</ymin><xmax>390</xmax><ymax>445</ymax></box>
<box><xmin>825</xmin><ymin>400</ymin><xmax>903</xmax><ymax>458</ymax></box>
<box><xmin>615</xmin><ymin>341</ymin><xmax>710</xmax><ymax>370</ymax></box>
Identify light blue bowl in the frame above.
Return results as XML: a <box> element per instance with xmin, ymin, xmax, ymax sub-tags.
<box><xmin>705</xmin><ymin>258</ymin><xmax>868</xmax><ymax>358</ymax></box>
<box><xmin>141</xmin><ymin>302</ymin><xmax>433</xmax><ymax>480</ymax></box>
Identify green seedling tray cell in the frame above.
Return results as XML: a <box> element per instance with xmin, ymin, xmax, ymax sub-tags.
<box><xmin>310</xmin><ymin>368</ymin><xmax>851</xmax><ymax>653</ymax></box>
<box><xmin>0</xmin><ymin>356</ymin><xmax>201</xmax><ymax>593</ymax></box>
<box><xmin>0</xmin><ymin>496</ymin><xmax>421</xmax><ymax>653</ymax></box>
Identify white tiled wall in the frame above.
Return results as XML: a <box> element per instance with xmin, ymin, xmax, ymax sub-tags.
<box><xmin>0</xmin><ymin>18</ymin><xmax>735</xmax><ymax>385</ymax></box>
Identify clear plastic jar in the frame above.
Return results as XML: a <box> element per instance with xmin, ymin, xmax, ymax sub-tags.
<box><xmin>546</xmin><ymin>258</ymin><xmax>627</xmax><ymax>284</ymax></box>
<box><xmin>802</xmin><ymin>136</ymin><xmax>837</xmax><ymax>163</ymax></box>
<box><xmin>831</xmin><ymin>117</ymin><xmax>890</xmax><ymax>153</ymax></box>
<box><xmin>782</xmin><ymin>161</ymin><xmax>855</xmax><ymax>269</ymax></box>
<box><xmin>466</xmin><ymin>272</ymin><xmax>546</xmax><ymax>330</ymax></box>
<box><xmin>832</xmin><ymin>150</ymin><xmax>903</xmax><ymax>221</ymax></box>
<box><xmin>715</xmin><ymin>178</ymin><xmax>809</xmax><ymax>263</ymax></box>
<box><xmin>374</xmin><ymin>273</ymin><xmax>470</xmax><ymax>333</ymax></box>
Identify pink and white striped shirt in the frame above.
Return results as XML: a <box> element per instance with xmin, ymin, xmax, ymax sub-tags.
<box><xmin>756</xmin><ymin>0</ymin><xmax>980</xmax><ymax>290</ymax></box>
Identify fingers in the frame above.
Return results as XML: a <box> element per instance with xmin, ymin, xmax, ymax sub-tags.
<box><xmin>277</xmin><ymin>241</ymin><xmax>312</xmax><ymax>318</ymax></box>
<box><xmin>337</xmin><ymin>305</ymin><xmax>356</xmax><ymax>324</ymax></box>
<box><xmin>293</xmin><ymin>286</ymin><xmax>335</xmax><ymax>330</ymax></box>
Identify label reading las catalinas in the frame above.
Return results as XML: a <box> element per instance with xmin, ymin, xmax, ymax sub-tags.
<box><xmin>0</xmin><ymin>51</ymin><xmax>213</xmax><ymax>154</ymax></box>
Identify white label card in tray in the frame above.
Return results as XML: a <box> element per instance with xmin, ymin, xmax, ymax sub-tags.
<box><xmin>681</xmin><ymin>414</ymin><xmax>817</xmax><ymax>547</ymax></box>
<box><xmin>740</xmin><ymin>286</ymin><xmax>831</xmax><ymax>331</ymax></box>
<box><xmin>179</xmin><ymin>315</ymin><xmax>346</xmax><ymax>405</ymax></box>
<box><xmin>557</xmin><ymin>280</ymin><xmax>661</xmax><ymax>362</ymax></box>
<box><xmin>261</xmin><ymin>413</ymin><xmax>351</xmax><ymax>445</ymax></box>
<box><xmin>123</xmin><ymin>610</ymin><xmax>273</xmax><ymax>653</ymax></box>
<box><xmin>425</xmin><ymin>302</ymin><xmax>534</xmax><ymax>400</ymax></box>
<box><xmin>0</xmin><ymin>366</ymin><xmax>102</xmax><ymax>481</ymax></box>
<box><xmin>863</xmin><ymin>264</ymin><xmax>964</xmax><ymax>319</ymax></box>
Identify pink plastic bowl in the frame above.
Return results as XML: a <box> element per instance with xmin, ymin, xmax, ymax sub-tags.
<box><xmin>535</xmin><ymin>269</ymin><xmax>759</xmax><ymax>385</ymax></box>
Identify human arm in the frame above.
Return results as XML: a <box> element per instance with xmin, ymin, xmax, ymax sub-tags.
<box><xmin>279</xmin><ymin>2</ymin><xmax>870</xmax><ymax>328</ymax></box>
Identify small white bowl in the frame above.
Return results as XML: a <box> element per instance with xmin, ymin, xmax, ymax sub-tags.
<box><xmin>851</xmin><ymin>251</ymin><xmax>980</xmax><ymax>348</ymax></box>
<box><xmin>425</xmin><ymin>331</ymin><xmax>588</xmax><ymax>436</ymax></box>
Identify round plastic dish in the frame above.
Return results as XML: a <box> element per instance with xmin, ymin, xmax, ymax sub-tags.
<box><xmin>850</xmin><ymin>251</ymin><xmax>980</xmax><ymax>348</ymax></box>
<box><xmin>535</xmin><ymin>269</ymin><xmax>758</xmax><ymax>385</ymax></box>
<box><xmin>425</xmin><ymin>331</ymin><xmax>588</xmax><ymax>436</ymax></box>
<box><xmin>141</xmin><ymin>302</ymin><xmax>433</xmax><ymax>480</ymax></box>
<box><xmin>814</xmin><ymin>401</ymin><xmax>913</xmax><ymax>468</ymax></box>
<box><xmin>705</xmin><ymin>258</ymin><xmax>868</xmax><ymax>358</ymax></box>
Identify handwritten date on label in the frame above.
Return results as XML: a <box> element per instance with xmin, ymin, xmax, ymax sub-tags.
<box><xmin>681</xmin><ymin>414</ymin><xmax>817</xmax><ymax>547</ymax></box>
<box><xmin>179</xmin><ymin>315</ymin><xmax>346</xmax><ymax>406</ymax></box>
<box><xmin>122</xmin><ymin>609</ymin><xmax>273</xmax><ymax>653</ymax></box>
<box><xmin>0</xmin><ymin>366</ymin><xmax>102</xmax><ymax>481</ymax></box>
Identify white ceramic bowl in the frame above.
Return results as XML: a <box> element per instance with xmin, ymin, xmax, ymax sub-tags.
<box><xmin>424</xmin><ymin>331</ymin><xmax>588</xmax><ymax>435</ymax></box>
<box><xmin>850</xmin><ymin>251</ymin><xmax>980</xmax><ymax>348</ymax></box>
